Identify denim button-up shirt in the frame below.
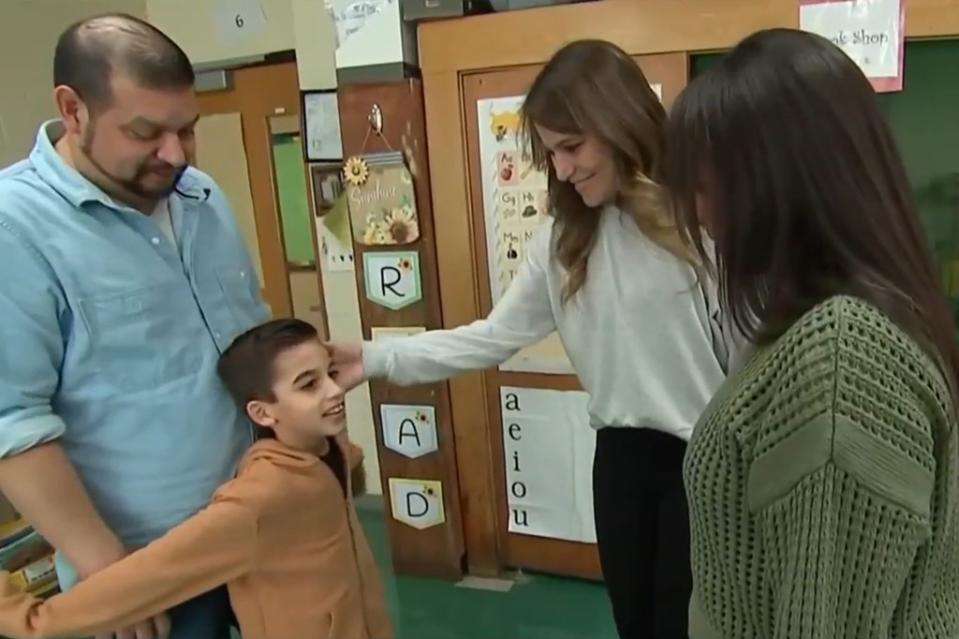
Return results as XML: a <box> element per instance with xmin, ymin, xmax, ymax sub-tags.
<box><xmin>0</xmin><ymin>122</ymin><xmax>269</xmax><ymax>568</ymax></box>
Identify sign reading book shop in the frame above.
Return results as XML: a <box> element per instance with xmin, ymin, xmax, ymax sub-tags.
<box><xmin>799</xmin><ymin>0</ymin><xmax>904</xmax><ymax>92</ymax></box>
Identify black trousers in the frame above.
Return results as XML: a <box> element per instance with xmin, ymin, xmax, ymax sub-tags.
<box><xmin>593</xmin><ymin>427</ymin><xmax>692</xmax><ymax>639</ymax></box>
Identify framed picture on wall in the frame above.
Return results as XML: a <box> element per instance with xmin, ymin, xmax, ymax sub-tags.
<box><xmin>300</xmin><ymin>89</ymin><xmax>344</xmax><ymax>162</ymax></box>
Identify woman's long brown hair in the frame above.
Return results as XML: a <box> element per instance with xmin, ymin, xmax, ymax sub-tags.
<box><xmin>666</xmin><ymin>28</ymin><xmax>959</xmax><ymax>419</ymax></box>
<box><xmin>521</xmin><ymin>39</ymin><xmax>691</xmax><ymax>302</ymax></box>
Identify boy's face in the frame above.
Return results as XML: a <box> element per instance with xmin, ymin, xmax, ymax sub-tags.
<box><xmin>249</xmin><ymin>339</ymin><xmax>346</xmax><ymax>446</ymax></box>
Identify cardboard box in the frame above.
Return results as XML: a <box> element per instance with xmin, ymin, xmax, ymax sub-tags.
<box><xmin>402</xmin><ymin>0</ymin><xmax>493</xmax><ymax>22</ymax></box>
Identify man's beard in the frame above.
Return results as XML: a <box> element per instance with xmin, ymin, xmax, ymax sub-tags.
<box><xmin>80</xmin><ymin>120</ymin><xmax>182</xmax><ymax>200</ymax></box>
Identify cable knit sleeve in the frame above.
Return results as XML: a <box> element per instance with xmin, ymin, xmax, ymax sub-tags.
<box><xmin>746</xmin><ymin>299</ymin><xmax>940</xmax><ymax>639</ymax></box>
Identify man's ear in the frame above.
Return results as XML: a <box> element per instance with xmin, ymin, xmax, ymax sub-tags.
<box><xmin>53</xmin><ymin>85</ymin><xmax>88</xmax><ymax>135</ymax></box>
<box><xmin>246</xmin><ymin>400</ymin><xmax>277</xmax><ymax>428</ymax></box>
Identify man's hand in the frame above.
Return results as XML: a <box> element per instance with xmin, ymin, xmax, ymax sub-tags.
<box><xmin>325</xmin><ymin>341</ymin><xmax>366</xmax><ymax>392</ymax></box>
<box><xmin>76</xmin><ymin>545</ymin><xmax>171</xmax><ymax>639</ymax></box>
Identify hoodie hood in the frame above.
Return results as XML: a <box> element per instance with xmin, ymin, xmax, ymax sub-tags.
<box><xmin>239</xmin><ymin>438</ymin><xmax>326</xmax><ymax>472</ymax></box>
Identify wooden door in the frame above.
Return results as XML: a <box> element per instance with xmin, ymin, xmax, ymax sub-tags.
<box><xmin>459</xmin><ymin>54</ymin><xmax>688</xmax><ymax>580</ymax></box>
<box><xmin>195</xmin><ymin>61</ymin><xmax>325</xmax><ymax>325</ymax></box>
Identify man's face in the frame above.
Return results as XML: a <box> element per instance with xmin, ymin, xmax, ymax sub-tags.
<box><xmin>78</xmin><ymin>73</ymin><xmax>198</xmax><ymax>200</ymax></box>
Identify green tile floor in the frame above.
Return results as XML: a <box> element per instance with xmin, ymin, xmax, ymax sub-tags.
<box><xmin>357</xmin><ymin>498</ymin><xmax>618</xmax><ymax>639</ymax></box>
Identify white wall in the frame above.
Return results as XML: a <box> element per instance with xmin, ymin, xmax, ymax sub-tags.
<box><xmin>0</xmin><ymin>0</ymin><xmax>148</xmax><ymax>168</ymax></box>
<box><xmin>146</xmin><ymin>0</ymin><xmax>295</xmax><ymax>67</ymax></box>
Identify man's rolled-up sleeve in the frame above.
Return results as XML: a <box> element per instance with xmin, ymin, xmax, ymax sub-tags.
<box><xmin>0</xmin><ymin>222</ymin><xmax>67</xmax><ymax>458</ymax></box>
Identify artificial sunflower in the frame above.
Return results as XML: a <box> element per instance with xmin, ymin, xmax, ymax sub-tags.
<box><xmin>343</xmin><ymin>156</ymin><xmax>369</xmax><ymax>186</ymax></box>
<box><xmin>398</xmin><ymin>257</ymin><xmax>413</xmax><ymax>271</ymax></box>
<box><xmin>383</xmin><ymin>206</ymin><xmax>420</xmax><ymax>244</ymax></box>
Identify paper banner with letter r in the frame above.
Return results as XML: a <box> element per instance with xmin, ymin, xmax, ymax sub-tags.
<box><xmin>363</xmin><ymin>251</ymin><xmax>422</xmax><ymax>311</ymax></box>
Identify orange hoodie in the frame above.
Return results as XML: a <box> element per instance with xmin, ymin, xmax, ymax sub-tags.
<box><xmin>0</xmin><ymin>435</ymin><xmax>393</xmax><ymax>639</ymax></box>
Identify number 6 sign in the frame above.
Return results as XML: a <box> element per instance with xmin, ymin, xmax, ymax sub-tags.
<box><xmin>214</xmin><ymin>0</ymin><xmax>267</xmax><ymax>44</ymax></box>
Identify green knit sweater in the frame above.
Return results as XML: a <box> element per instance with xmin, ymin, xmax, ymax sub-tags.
<box><xmin>685</xmin><ymin>296</ymin><xmax>959</xmax><ymax>639</ymax></box>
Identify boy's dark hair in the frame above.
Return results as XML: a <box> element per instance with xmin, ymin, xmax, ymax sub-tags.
<box><xmin>54</xmin><ymin>13</ymin><xmax>194</xmax><ymax>112</ymax></box>
<box><xmin>217</xmin><ymin>319</ymin><xmax>320</xmax><ymax>410</ymax></box>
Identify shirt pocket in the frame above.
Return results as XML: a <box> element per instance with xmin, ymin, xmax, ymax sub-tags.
<box><xmin>214</xmin><ymin>266</ymin><xmax>269</xmax><ymax>341</ymax></box>
<box><xmin>77</xmin><ymin>282</ymin><xmax>203</xmax><ymax>393</ymax></box>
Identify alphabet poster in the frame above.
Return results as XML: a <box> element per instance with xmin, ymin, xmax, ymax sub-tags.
<box><xmin>363</xmin><ymin>251</ymin><xmax>422</xmax><ymax>310</ymax></box>
<box><xmin>500</xmin><ymin>386</ymin><xmax>595</xmax><ymax>543</ymax></box>
<box><xmin>380</xmin><ymin>404</ymin><xmax>438</xmax><ymax>459</ymax></box>
<box><xmin>476</xmin><ymin>96</ymin><xmax>573</xmax><ymax>375</ymax></box>
<box><xmin>388</xmin><ymin>478</ymin><xmax>446</xmax><ymax>530</ymax></box>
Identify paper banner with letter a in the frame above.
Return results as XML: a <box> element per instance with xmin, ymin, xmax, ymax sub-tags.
<box><xmin>388</xmin><ymin>478</ymin><xmax>445</xmax><ymax>530</ymax></box>
<box><xmin>380</xmin><ymin>404</ymin><xmax>438</xmax><ymax>459</ymax></box>
<box><xmin>363</xmin><ymin>251</ymin><xmax>422</xmax><ymax>311</ymax></box>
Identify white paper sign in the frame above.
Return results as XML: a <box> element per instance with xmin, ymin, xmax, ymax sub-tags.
<box><xmin>381</xmin><ymin>405</ymin><xmax>438</xmax><ymax>459</ymax></box>
<box><xmin>362</xmin><ymin>251</ymin><xmax>422</xmax><ymax>311</ymax></box>
<box><xmin>214</xmin><ymin>0</ymin><xmax>267</xmax><ymax>45</ymax></box>
<box><xmin>388</xmin><ymin>478</ymin><xmax>445</xmax><ymax>530</ymax></box>
<box><xmin>501</xmin><ymin>387</ymin><xmax>595</xmax><ymax>543</ymax></box>
<box><xmin>800</xmin><ymin>0</ymin><xmax>903</xmax><ymax>91</ymax></box>
<box><xmin>303</xmin><ymin>92</ymin><xmax>343</xmax><ymax>161</ymax></box>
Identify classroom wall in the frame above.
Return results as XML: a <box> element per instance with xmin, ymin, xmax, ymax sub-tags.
<box><xmin>146</xmin><ymin>0</ymin><xmax>295</xmax><ymax>67</ymax></box>
<box><xmin>287</xmin><ymin>8</ymin><xmax>383</xmax><ymax>494</ymax></box>
<box><xmin>147</xmin><ymin>0</ymin><xmax>380</xmax><ymax>491</ymax></box>
<box><xmin>0</xmin><ymin>0</ymin><xmax>148</xmax><ymax>168</ymax></box>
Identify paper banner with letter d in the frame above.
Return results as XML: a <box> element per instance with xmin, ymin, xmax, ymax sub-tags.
<box><xmin>388</xmin><ymin>478</ymin><xmax>445</xmax><ymax>530</ymax></box>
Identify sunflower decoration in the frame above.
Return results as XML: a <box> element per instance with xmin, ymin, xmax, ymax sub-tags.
<box><xmin>383</xmin><ymin>206</ymin><xmax>420</xmax><ymax>244</ymax></box>
<box><xmin>362</xmin><ymin>222</ymin><xmax>381</xmax><ymax>245</ymax></box>
<box><xmin>414</xmin><ymin>411</ymin><xmax>429</xmax><ymax>423</ymax></box>
<box><xmin>398</xmin><ymin>256</ymin><xmax>414</xmax><ymax>272</ymax></box>
<box><xmin>343</xmin><ymin>156</ymin><xmax>369</xmax><ymax>187</ymax></box>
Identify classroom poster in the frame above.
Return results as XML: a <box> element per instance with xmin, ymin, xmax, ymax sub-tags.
<box><xmin>476</xmin><ymin>96</ymin><xmax>574</xmax><ymax>375</ymax></box>
<box><xmin>500</xmin><ymin>386</ymin><xmax>596</xmax><ymax>543</ymax></box>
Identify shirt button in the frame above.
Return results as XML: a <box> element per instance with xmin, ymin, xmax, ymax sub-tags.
<box><xmin>214</xmin><ymin>332</ymin><xmax>222</xmax><ymax>340</ymax></box>
<box><xmin>151</xmin><ymin>237</ymin><xmax>160</xmax><ymax>245</ymax></box>
<box><xmin>240</xmin><ymin>271</ymin><xmax>246</xmax><ymax>279</ymax></box>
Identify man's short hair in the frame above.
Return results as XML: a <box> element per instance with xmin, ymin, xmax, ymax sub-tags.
<box><xmin>53</xmin><ymin>13</ymin><xmax>194</xmax><ymax>110</ymax></box>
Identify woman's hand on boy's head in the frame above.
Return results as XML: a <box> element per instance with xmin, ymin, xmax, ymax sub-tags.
<box><xmin>325</xmin><ymin>341</ymin><xmax>365</xmax><ymax>392</ymax></box>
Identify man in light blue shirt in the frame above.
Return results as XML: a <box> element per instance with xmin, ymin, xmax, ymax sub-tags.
<box><xmin>0</xmin><ymin>14</ymin><xmax>268</xmax><ymax>639</ymax></box>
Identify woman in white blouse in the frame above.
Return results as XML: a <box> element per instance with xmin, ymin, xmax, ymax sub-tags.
<box><xmin>328</xmin><ymin>39</ymin><xmax>733</xmax><ymax>639</ymax></box>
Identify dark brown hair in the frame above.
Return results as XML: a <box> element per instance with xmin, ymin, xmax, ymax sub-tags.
<box><xmin>521</xmin><ymin>39</ymin><xmax>690</xmax><ymax>302</ymax></box>
<box><xmin>54</xmin><ymin>13</ymin><xmax>194</xmax><ymax>111</ymax></box>
<box><xmin>217</xmin><ymin>319</ymin><xmax>319</xmax><ymax>410</ymax></box>
<box><xmin>666</xmin><ymin>28</ymin><xmax>959</xmax><ymax>398</ymax></box>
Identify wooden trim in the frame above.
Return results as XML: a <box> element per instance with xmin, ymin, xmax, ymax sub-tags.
<box><xmin>269</xmin><ymin>114</ymin><xmax>301</xmax><ymax>135</ymax></box>
<box><xmin>422</xmin><ymin>70</ymin><xmax>503</xmax><ymax>576</ymax></box>
<box><xmin>420</xmin><ymin>0</ymin><xmax>959</xmax><ymax>74</ymax></box>
<box><xmin>196</xmin><ymin>62</ymin><xmax>302</xmax><ymax>318</ymax></box>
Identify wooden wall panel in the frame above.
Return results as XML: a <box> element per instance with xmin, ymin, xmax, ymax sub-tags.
<box><xmin>338</xmin><ymin>79</ymin><xmax>464</xmax><ymax>579</ymax></box>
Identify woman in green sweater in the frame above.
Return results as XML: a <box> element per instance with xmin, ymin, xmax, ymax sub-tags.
<box><xmin>665</xmin><ymin>28</ymin><xmax>959</xmax><ymax>638</ymax></box>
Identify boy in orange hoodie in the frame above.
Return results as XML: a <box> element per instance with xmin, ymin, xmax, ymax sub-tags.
<box><xmin>0</xmin><ymin>318</ymin><xmax>393</xmax><ymax>639</ymax></box>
